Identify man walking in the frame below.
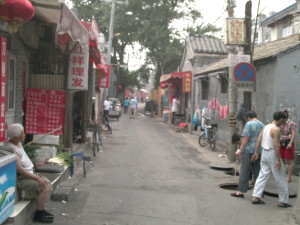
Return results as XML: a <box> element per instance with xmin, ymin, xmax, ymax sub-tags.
<box><xmin>123</xmin><ymin>97</ymin><xmax>129</xmax><ymax>114</ymax></box>
<box><xmin>171</xmin><ymin>96</ymin><xmax>180</xmax><ymax>124</ymax></box>
<box><xmin>130</xmin><ymin>97</ymin><xmax>138</xmax><ymax>119</ymax></box>
<box><xmin>231</xmin><ymin>111</ymin><xmax>264</xmax><ymax>198</ymax></box>
<box><xmin>251</xmin><ymin>111</ymin><xmax>291</xmax><ymax>207</ymax></box>
<box><xmin>103</xmin><ymin>96</ymin><xmax>110</xmax><ymax>123</ymax></box>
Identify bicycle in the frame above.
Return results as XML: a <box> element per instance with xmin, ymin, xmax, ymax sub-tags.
<box><xmin>89</xmin><ymin>123</ymin><xmax>102</xmax><ymax>157</ymax></box>
<box><xmin>198</xmin><ymin>117</ymin><xmax>218</xmax><ymax>151</ymax></box>
<box><xmin>101</xmin><ymin>114</ymin><xmax>112</xmax><ymax>134</ymax></box>
<box><xmin>293</xmin><ymin>153</ymin><xmax>300</xmax><ymax>176</ymax></box>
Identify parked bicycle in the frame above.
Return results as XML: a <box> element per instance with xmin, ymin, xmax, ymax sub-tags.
<box><xmin>198</xmin><ymin>116</ymin><xmax>218</xmax><ymax>150</ymax></box>
<box><xmin>88</xmin><ymin>122</ymin><xmax>103</xmax><ymax>157</ymax></box>
<box><xmin>101</xmin><ymin>114</ymin><xmax>112</xmax><ymax>134</ymax></box>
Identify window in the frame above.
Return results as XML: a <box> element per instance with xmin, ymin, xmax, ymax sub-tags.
<box><xmin>265</xmin><ymin>33</ymin><xmax>270</xmax><ymax>42</ymax></box>
<box><xmin>282</xmin><ymin>25</ymin><xmax>292</xmax><ymax>38</ymax></box>
<box><xmin>7</xmin><ymin>57</ymin><xmax>16</xmax><ymax>111</ymax></box>
<box><xmin>201</xmin><ymin>78</ymin><xmax>209</xmax><ymax>100</ymax></box>
<box><xmin>220</xmin><ymin>74</ymin><xmax>228</xmax><ymax>93</ymax></box>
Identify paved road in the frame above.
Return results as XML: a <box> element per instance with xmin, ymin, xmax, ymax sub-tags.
<box><xmin>35</xmin><ymin>110</ymin><xmax>298</xmax><ymax>225</ymax></box>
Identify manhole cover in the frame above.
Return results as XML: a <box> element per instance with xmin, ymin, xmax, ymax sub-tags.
<box><xmin>209</xmin><ymin>163</ymin><xmax>234</xmax><ymax>171</ymax></box>
<box><xmin>264</xmin><ymin>187</ymin><xmax>297</xmax><ymax>198</ymax></box>
<box><xmin>219</xmin><ymin>183</ymin><xmax>238</xmax><ymax>190</ymax></box>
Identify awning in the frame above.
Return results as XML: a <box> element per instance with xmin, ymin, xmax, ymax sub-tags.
<box><xmin>55</xmin><ymin>4</ymin><xmax>89</xmax><ymax>52</ymax></box>
<box><xmin>81</xmin><ymin>20</ymin><xmax>101</xmax><ymax>64</ymax></box>
<box><xmin>160</xmin><ymin>72</ymin><xmax>185</xmax><ymax>83</ymax></box>
<box><xmin>31</xmin><ymin>0</ymin><xmax>61</xmax><ymax>24</ymax></box>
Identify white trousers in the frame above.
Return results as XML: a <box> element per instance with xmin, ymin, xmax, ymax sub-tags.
<box><xmin>252</xmin><ymin>149</ymin><xmax>289</xmax><ymax>203</ymax></box>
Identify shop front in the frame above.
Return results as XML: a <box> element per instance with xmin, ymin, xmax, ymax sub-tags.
<box><xmin>159</xmin><ymin>71</ymin><xmax>192</xmax><ymax>124</ymax></box>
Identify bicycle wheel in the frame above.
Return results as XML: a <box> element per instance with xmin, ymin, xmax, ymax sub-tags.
<box><xmin>101</xmin><ymin>123</ymin><xmax>109</xmax><ymax>132</ymax></box>
<box><xmin>95</xmin><ymin>132</ymin><xmax>101</xmax><ymax>152</ymax></box>
<box><xmin>92</xmin><ymin>131</ymin><xmax>96</xmax><ymax>157</ymax></box>
<box><xmin>209</xmin><ymin>133</ymin><xmax>216</xmax><ymax>151</ymax></box>
<box><xmin>199</xmin><ymin>133</ymin><xmax>209</xmax><ymax>147</ymax></box>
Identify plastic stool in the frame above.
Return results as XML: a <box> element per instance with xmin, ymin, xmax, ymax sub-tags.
<box><xmin>70</xmin><ymin>153</ymin><xmax>91</xmax><ymax>177</ymax></box>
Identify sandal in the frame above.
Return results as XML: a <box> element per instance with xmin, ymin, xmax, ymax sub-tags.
<box><xmin>231</xmin><ymin>193</ymin><xmax>244</xmax><ymax>198</ymax></box>
<box><xmin>278</xmin><ymin>203</ymin><xmax>292</xmax><ymax>208</ymax></box>
<box><xmin>252</xmin><ymin>199</ymin><xmax>265</xmax><ymax>204</ymax></box>
<box><xmin>287</xmin><ymin>178</ymin><xmax>292</xmax><ymax>183</ymax></box>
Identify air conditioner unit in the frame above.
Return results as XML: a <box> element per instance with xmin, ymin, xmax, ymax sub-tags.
<box><xmin>23</xmin><ymin>20</ymin><xmax>40</xmax><ymax>49</ymax></box>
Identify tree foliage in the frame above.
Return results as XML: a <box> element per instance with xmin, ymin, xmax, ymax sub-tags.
<box><xmin>72</xmin><ymin>0</ymin><xmax>220</xmax><ymax>90</ymax></box>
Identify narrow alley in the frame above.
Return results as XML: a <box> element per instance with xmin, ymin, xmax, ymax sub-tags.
<box><xmin>35</xmin><ymin>111</ymin><xmax>298</xmax><ymax>225</ymax></box>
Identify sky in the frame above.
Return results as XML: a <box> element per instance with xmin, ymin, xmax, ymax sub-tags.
<box><xmin>196</xmin><ymin>0</ymin><xmax>296</xmax><ymax>28</ymax></box>
<box><xmin>127</xmin><ymin>0</ymin><xmax>297</xmax><ymax>70</ymax></box>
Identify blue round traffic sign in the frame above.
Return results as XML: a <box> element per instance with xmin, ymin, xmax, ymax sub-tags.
<box><xmin>234</xmin><ymin>62</ymin><xmax>256</xmax><ymax>82</ymax></box>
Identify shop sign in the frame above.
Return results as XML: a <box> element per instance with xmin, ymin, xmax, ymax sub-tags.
<box><xmin>67</xmin><ymin>45</ymin><xmax>89</xmax><ymax>90</ymax></box>
<box><xmin>224</xmin><ymin>18</ymin><xmax>246</xmax><ymax>45</ymax></box>
<box><xmin>98</xmin><ymin>65</ymin><xmax>111</xmax><ymax>88</ymax></box>
<box><xmin>25</xmin><ymin>88</ymin><xmax>65</xmax><ymax>135</ymax></box>
<box><xmin>183</xmin><ymin>71</ymin><xmax>192</xmax><ymax>93</ymax></box>
<box><xmin>0</xmin><ymin>37</ymin><xmax>7</xmax><ymax>142</ymax></box>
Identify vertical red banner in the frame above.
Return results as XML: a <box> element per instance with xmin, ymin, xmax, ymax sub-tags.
<box><xmin>183</xmin><ymin>71</ymin><xmax>192</xmax><ymax>93</ymax></box>
<box><xmin>98</xmin><ymin>64</ymin><xmax>111</xmax><ymax>88</ymax></box>
<box><xmin>0</xmin><ymin>37</ymin><xmax>6</xmax><ymax>142</ymax></box>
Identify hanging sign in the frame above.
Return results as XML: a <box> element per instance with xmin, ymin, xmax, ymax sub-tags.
<box><xmin>67</xmin><ymin>45</ymin><xmax>89</xmax><ymax>90</ymax></box>
<box><xmin>0</xmin><ymin>37</ymin><xmax>7</xmax><ymax>142</ymax></box>
<box><xmin>98</xmin><ymin>64</ymin><xmax>111</xmax><ymax>88</ymax></box>
<box><xmin>183</xmin><ymin>71</ymin><xmax>192</xmax><ymax>93</ymax></box>
<box><xmin>25</xmin><ymin>88</ymin><xmax>65</xmax><ymax>135</ymax></box>
<box><xmin>224</xmin><ymin>18</ymin><xmax>246</xmax><ymax>45</ymax></box>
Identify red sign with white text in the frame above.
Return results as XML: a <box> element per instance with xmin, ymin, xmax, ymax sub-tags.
<box><xmin>68</xmin><ymin>45</ymin><xmax>89</xmax><ymax>90</ymax></box>
<box><xmin>0</xmin><ymin>37</ymin><xmax>7</xmax><ymax>142</ymax></box>
<box><xmin>25</xmin><ymin>88</ymin><xmax>66</xmax><ymax>135</ymax></box>
<box><xmin>183</xmin><ymin>71</ymin><xmax>192</xmax><ymax>93</ymax></box>
<box><xmin>98</xmin><ymin>64</ymin><xmax>111</xmax><ymax>88</ymax></box>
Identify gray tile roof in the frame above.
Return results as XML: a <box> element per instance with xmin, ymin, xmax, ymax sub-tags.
<box><xmin>188</xmin><ymin>36</ymin><xmax>227</xmax><ymax>55</ymax></box>
<box><xmin>194</xmin><ymin>34</ymin><xmax>300</xmax><ymax>76</ymax></box>
<box><xmin>260</xmin><ymin>3</ymin><xmax>297</xmax><ymax>27</ymax></box>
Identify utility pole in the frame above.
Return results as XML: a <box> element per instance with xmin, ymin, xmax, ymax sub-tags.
<box><xmin>226</xmin><ymin>0</ymin><xmax>238</xmax><ymax>162</ymax></box>
<box><xmin>103</xmin><ymin>0</ymin><xmax>116</xmax><ymax>99</ymax></box>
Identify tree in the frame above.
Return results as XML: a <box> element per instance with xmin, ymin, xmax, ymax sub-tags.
<box><xmin>72</xmin><ymin>0</ymin><xmax>221</xmax><ymax>90</ymax></box>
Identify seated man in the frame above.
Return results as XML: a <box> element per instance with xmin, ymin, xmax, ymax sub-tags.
<box><xmin>6</xmin><ymin>123</ymin><xmax>54</xmax><ymax>223</ymax></box>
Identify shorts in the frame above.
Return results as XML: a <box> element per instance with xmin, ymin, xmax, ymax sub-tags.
<box><xmin>131</xmin><ymin>108</ymin><xmax>135</xmax><ymax>115</ymax></box>
<box><xmin>17</xmin><ymin>173</ymin><xmax>52</xmax><ymax>194</ymax></box>
<box><xmin>280</xmin><ymin>143</ymin><xmax>294</xmax><ymax>160</ymax></box>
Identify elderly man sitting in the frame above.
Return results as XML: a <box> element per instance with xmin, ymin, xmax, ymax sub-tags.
<box><xmin>6</xmin><ymin>123</ymin><xmax>54</xmax><ymax>223</ymax></box>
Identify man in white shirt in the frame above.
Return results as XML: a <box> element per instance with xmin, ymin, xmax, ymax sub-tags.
<box><xmin>6</xmin><ymin>124</ymin><xmax>54</xmax><ymax>223</ymax></box>
<box><xmin>103</xmin><ymin>96</ymin><xmax>110</xmax><ymax>116</ymax></box>
<box><xmin>129</xmin><ymin>97</ymin><xmax>138</xmax><ymax>119</ymax></box>
<box><xmin>171</xmin><ymin>96</ymin><xmax>180</xmax><ymax>124</ymax></box>
<box><xmin>251</xmin><ymin>111</ymin><xmax>291</xmax><ymax>207</ymax></box>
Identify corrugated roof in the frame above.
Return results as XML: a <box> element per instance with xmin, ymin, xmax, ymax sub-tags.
<box><xmin>194</xmin><ymin>34</ymin><xmax>300</xmax><ymax>75</ymax></box>
<box><xmin>188</xmin><ymin>36</ymin><xmax>227</xmax><ymax>55</ymax></box>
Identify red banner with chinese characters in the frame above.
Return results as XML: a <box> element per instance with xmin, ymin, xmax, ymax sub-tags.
<box><xmin>183</xmin><ymin>71</ymin><xmax>192</xmax><ymax>93</ymax></box>
<box><xmin>0</xmin><ymin>37</ymin><xmax>7</xmax><ymax>142</ymax></box>
<box><xmin>25</xmin><ymin>88</ymin><xmax>66</xmax><ymax>135</ymax></box>
<box><xmin>97</xmin><ymin>64</ymin><xmax>111</xmax><ymax>88</ymax></box>
<box><xmin>67</xmin><ymin>45</ymin><xmax>89</xmax><ymax>90</ymax></box>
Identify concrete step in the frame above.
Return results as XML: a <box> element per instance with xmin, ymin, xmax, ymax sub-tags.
<box><xmin>3</xmin><ymin>166</ymin><xmax>69</xmax><ymax>225</ymax></box>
